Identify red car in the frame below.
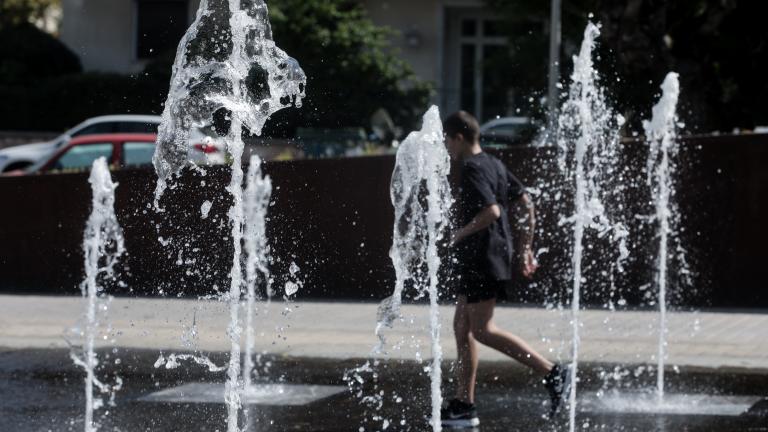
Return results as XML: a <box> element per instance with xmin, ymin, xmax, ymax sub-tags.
<box><xmin>3</xmin><ymin>133</ymin><xmax>225</xmax><ymax>176</ymax></box>
<box><xmin>11</xmin><ymin>133</ymin><xmax>159</xmax><ymax>175</ymax></box>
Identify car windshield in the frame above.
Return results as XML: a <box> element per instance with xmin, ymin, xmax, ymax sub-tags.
<box><xmin>33</xmin><ymin>143</ymin><xmax>114</xmax><ymax>174</ymax></box>
<box><xmin>52</xmin><ymin>143</ymin><xmax>113</xmax><ymax>172</ymax></box>
<box><xmin>24</xmin><ymin>146</ymin><xmax>61</xmax><ymax>173</ymax></box>
<box><xmin>123</xmin><ymin>142</ymin><xmax>156</xmax><ymax>167</ymax></box>
<box><xmin>485</xmin><ymin>123</ymin><xmax>530</xmax><ymax>138</ymax></box>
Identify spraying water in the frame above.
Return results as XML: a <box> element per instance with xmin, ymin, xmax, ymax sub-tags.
<box><xmin>242</xmin><ymin>154</ymin><xmax>272</xmax><ymax>427</ymax></box>
<box><xmin>556</xmin><ymin>23</ymin><xmax>626</xmax><ymax>432</ymax></box>
<box><xmin>71</xmin><ymin>158</ymin><xmax>125</xmax><ymax>432</ymax></box>
<box><xmin>153</xmin><ymin>0</ymin><xmax>305</xmax><ymax>204</ymax></box>
<box><xmin>153</xmin><ymin>1</ymin><xmax>305</xmax><ymax>430</ymax></box>
<box><xmin>375</xmin><ymin>106</ymin><xmax>452</xmax><ymax>431</ymax></box>
<box><xmin>643</xmin><ymin>72</ymin><xmax>681</xmax><ymax>401</ymax></box>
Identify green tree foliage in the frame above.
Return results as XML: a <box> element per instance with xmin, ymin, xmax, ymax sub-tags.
<box><xmin>2</xmin><ymin>0</ymin><xmax>431</xmax><ymax>134</ymax></box>
<box><xmin>264</xmin><ymin>0</ymin><xmax>432</xmax><ymax>135</ymax></box>
<box><xmin>0</xmin><ymin>22</ymin><xmax>80</xmax><ymax>84</ymax></box>
<box><xmin>0</xmin><ymin>14</ymin><xmax>164</xmax><ymax>131</ymax></box>
<box><xmin>145</xmin><ymin>0</ymin><xmax>432</xmax><ymax>136</ymax></box>
<box><xmin>0</xmin><ymin>72</ymin><xmax>168</xmax><ymax>131</ymax></box>
<box><xmin>486</xmin><ymin>0</ymin><xmax>768</xmax><ymax>132</ymax></box>
<box><xmin>0</xmin><ymin>0</ymin><xmax>168</xmax><ymax>132</ymax></box>
<box><xmin>0</xmin><ymin>0</ymin><xmax>58</xmax><ymax>27</ymax></box>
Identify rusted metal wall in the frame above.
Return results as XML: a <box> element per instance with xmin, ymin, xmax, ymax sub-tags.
<box><xmin>1</xmin><ymin>134</ymin><xmax>766</xmax><ymax>308</ymax></box>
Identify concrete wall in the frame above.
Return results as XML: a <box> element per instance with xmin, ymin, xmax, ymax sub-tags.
<box><xmin>60</xmin><ymin>0</ymin><xmax>139</xmax><ymax>73</ymax></box>
<box><xmin>363</xmin><ymin>0</ymin><xmax>444</xmax><ymax>86</ymax></box>
<box><xmin>363</xmin><ymin>0</ymin><xmax>485</xmax><ymax>110</ymax></box>
<box><xmin>60</xmin><ymin>0</ymin><xmax>199</xmax><ymax>73</ymax></box>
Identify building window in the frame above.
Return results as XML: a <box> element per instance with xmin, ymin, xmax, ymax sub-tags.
<box><xmin>136</xmin><ymin>0</ymin><xmax>189</xmax><ymax>59</ymax></box>
<box><xmin>444</xmin><ymin>10</ymin><xmax>515</xmax><ymax>122</ymax></box>
<box><xmin>457</xmin><ymin>17</ymin><xmax>509</xmax><ymax>122</ymax></box>
<box><xmin>444</xmin><ymin>9</ymin><xmax>546</xmax><ymax>122</ymax></box>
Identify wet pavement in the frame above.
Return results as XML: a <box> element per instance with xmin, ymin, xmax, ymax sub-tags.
<box><xmin>3</xmin><ymin>296</ymin><xmax>768</xmax><ymax>370</ymax></box>
<box><xmin>1</xmin><ymin>348</ymin><xmax>766</xmax><ymax>432</ymax></box>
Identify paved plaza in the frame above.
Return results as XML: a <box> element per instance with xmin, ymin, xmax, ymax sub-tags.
<box><xmin>1</xmin><ymin>295</ymin><xmax>766</xmax><ymax>370</ymax></box>
<box><xmin>2</xmin><ymin>295</ymin><xmax>767</xmax><ymax>431</ymax></box>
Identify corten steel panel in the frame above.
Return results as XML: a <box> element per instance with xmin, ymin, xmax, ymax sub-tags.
<box><xmin>1</xmin><ymin>135</ymin><xmax>767</xmax><ymax>308</ymax></box>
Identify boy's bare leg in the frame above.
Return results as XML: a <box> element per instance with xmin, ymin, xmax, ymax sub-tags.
<box><xmin>468</xmin><ymin>298</ymin><xmax>554</xmax><ymax>375</ymax></box>
<box><xmin>454</xmin><ymin>295</ymin><xmax>479</xmax><ymax>404</ymax></box>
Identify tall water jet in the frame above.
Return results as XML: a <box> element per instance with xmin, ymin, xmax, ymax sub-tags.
<box><xmin>71</xmin><ymin>157</ymin><xmax>125</xmax><ymax>432</ymax></box>
<box><xmin>556</xmin><ymin>23</ymin><xmax>626</xmax><ymax>431</ymax></box>
<box><xmin>153</xmin><ymin>1</ymin><xmax>305</xmax><ymax>430</ymax></box>
<box><xmin>643</xmin><ymin>72</ymin><xmax>682</xmax><ymax>401</ymax></box>
<box><xmin>375</xmin><ymin>105</ymin><xmax>452</xmax><ymax>431</ymax></box>
<box><xmin>242</xmin><ymin>154</ymin><xmax>272</xmax><ymax>426</ymax></box>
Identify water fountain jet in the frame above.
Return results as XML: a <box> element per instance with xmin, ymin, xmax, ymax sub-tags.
<box><xmin>242</xmin><ymin>154</ymin><xmax>272</xmax><ymax>429</ymax></box>
<box><xmin>71</xmin><ymin>157</ymin><xmax>125</xmax><ymax>432</ymax></box>
<box><xmin>643</xmin><ymin>72</ymin><xmax>682</xmax><ymax>402</ymax></box>
<box><xmin>555</xmin><ymin>22</ymin><xmax>627</xmax><ymax>431</ymax></box>
<box><xmin>375</xmin><ymin>105</ymin><xmax>452</xmax><ymax>431</ymax></box>
<box><xmin>153</xmin><ymin>1</ymin><xmax>305</xmax><ymax>430</ymax></box>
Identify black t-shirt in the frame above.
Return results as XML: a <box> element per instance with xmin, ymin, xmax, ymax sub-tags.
<box><xmin>455</xmin><ymin>152</ymin><xmax>525</xmax><ymax>281</ymax></box>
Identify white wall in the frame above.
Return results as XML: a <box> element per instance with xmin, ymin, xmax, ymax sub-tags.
<box><xmin>60</xmin><ymin>0</ymin><xmax>138</xmax><ymax>72</ymax></box>
<box><xmin>363</xmin><ymin>0</ymin><xmax>443</xmax><ymax>86</ymax></box>
<box><xmin>362</xmin><ymin>0</ymin><xmax>484</xmax><ymax>111</ymax></box>
<box><xmin>60</xmin><ymin>0</ymin><xmax>200</xmax><ymax>73</ymax></box>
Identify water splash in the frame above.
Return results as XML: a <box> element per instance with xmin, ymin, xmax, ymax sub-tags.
<box><xmin>71</xmin><ymin>157</ymin><xmax>125</xmax><ymax>432</ymax></box>
<box><xmin>643</xmin><ymin>72</ymin><xmax>682</xmax><ymax>401</ymax></box>
<box><xmin>556</xmin><ymin>23</ymin><xmax>626</xmax><ymax>432</ymax></box>
<box><xmin>154</xmin><ymin>352</ymin><xmax>226</xmax><ymax>372</ymax></box>
<box><xmin>152</xmin><ymin>1</ymin><xmax>304</xmax><ymax>430</ymax></box>
<box><xmin>153</xmin><ymin>0</ymin><xmax>306</xmax><ymax>205</ymax></box>
<box><xmin>242</xmin><ymin>154</ymin><xmax>272</xmax><ymax>423</ymax></box>
<box><xmin>375</xmin><ymin>106</ymin><xmax>452</xmax><ymax>431</ymax></box>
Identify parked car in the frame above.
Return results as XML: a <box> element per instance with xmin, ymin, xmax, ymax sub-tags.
<box><xmin>11</xmin><ymin>134</ymin><xmax>157</xmax><ymax>175</ymax></box>
<box><xmin>479</xmin><ymin>116</ymin><xmax>540</xmax><ymax>146</ymax></box>
<box><xmin>0</xmin><ymin>114</ymin><xmax>225</xmax><ymax>172</ymax></box>
<box><xmin>4</xmin><ymin>133</ymin><xmax>223</xmax><ymax>176</ymax></box>
<box><xmin>0</xmin><ymin>115</ymin><xmax>161</xmax><ymax>173</ymax></box>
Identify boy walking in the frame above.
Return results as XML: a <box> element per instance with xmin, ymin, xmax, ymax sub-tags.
<box><xmin>440</xmin><ymin>111</ymin><xmax>570</xmax><ymax>428</ymax></box>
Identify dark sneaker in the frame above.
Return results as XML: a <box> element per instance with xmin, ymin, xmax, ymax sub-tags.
<box><xmin>544</xmin><ymin>363</ymin><xmax>572</xmax><ymax>418</ymax></box>
<box><xmin>440</xmin><ymin>398</ymin><xmax>480</xmax><ymax>428</ymax></box>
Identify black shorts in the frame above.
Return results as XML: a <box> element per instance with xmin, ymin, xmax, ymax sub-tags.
<box><xmin>456</xmin><ymin>273</ymin><xmax>509</xmax><ymax>304</ymax></box>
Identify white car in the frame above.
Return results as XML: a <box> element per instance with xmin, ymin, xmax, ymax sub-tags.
<box><xmin>0</xmin><ymin>114</ymin><xmax>225</xmax><ymax>172</ymax></box>
<box><xmin>479</xmin><ymin>116</ymin><xmax>539</xmax><ymax>146</ymax></box>
<box><xmin>0</xmin><ymin>115</ymin><xmax>161</xmax><ymax>173</ymax></box>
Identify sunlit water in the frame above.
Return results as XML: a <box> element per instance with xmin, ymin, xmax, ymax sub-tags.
<box><xmin>61</xmin><ymin>4</ymin><xmax>712</xmax><ymax>432</ymax></box>
<box><xmin>555</xmin><ymin>22</ymin><xmax>628</xmax><ymax>432</ymax></box>
<box><xmin>374</xmin><ymin>105</ymin><xmax>453</xmax><ymax>431</ymax></box>
<box><xmin>152</xmin><ymin>1</ymin><xmax>305</xmax><ymax>430</ymax></box>
<box><xmin>582</xmin><ymin>391</ymin><xmax>756</xmax><ymax>417</ymax></box>
<box><xmin>71</xmin><ymin>157</ymin><xmax>125</xmax><ymax>432</ymax></box>
<box><xmin>242</xmin><ymin>154</ymin><xmax>273</xmax><ymax>430</ymax></box>
<box><xmin>643</xmin><ymin>72</ymin><xmax>683</xmax><ymax>401</ymax></box>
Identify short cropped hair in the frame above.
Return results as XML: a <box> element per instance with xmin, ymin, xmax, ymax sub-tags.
<box><xmin>443</xmin><ymin>111</ymin><xmax>480</xmax><ymax>142</ymax></box>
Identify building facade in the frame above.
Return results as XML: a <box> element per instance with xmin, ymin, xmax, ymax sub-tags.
<box><xmin>60</xmin><ymin>0</ymin><xmax>527</xmax><ymax>122</ymax></box>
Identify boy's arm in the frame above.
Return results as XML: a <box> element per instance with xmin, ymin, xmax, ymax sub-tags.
<box><xmin>511</xmin><ymin>193</ymin><xmax>538</xmax><ymax>278</ymax></box>
<box><xmin>450</xmin><ymin>204</ymin><xmax>501</xmax><ymax>246</ymax></box>
<box><xmin>511</xmin><ymin>193</ymin><xmax>536</xmax><ymax>251</ymax></box>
